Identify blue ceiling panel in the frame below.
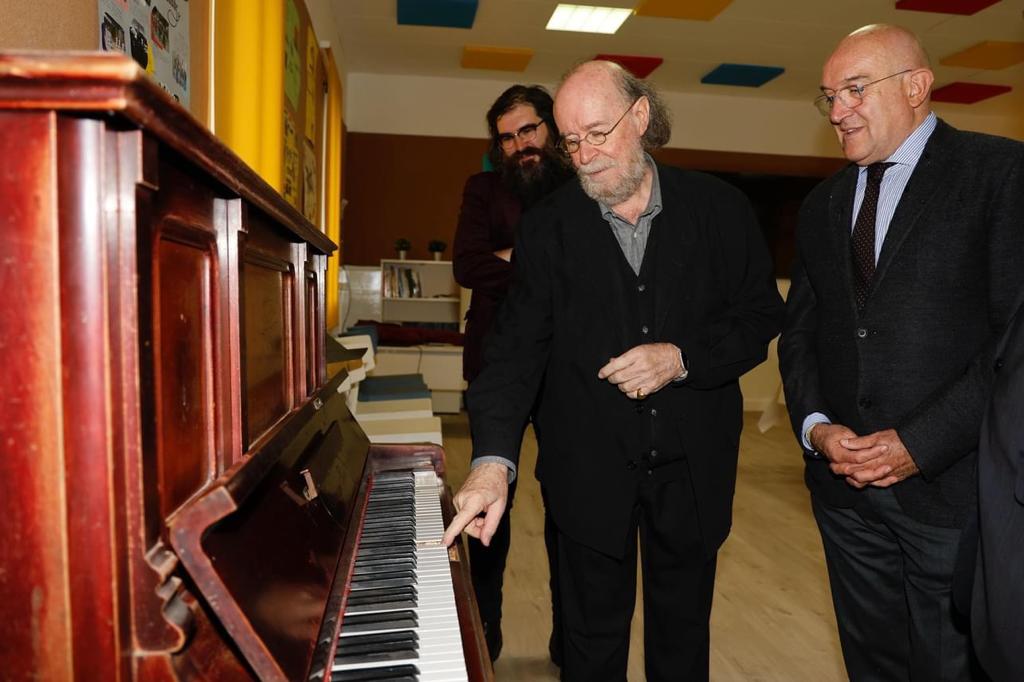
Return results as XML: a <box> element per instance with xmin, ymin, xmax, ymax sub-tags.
<box><xmin>701</xmin><ymin>63</ymin><xmax>784</xmax><ymax>87</ymax></box>
<box><xmin>397</xmin><ymin>0</ymin><xmax>478</xmax><ymax>29</ymax></box>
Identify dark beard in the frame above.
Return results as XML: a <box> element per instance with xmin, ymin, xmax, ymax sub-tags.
<box><xmin>498</xmin><ymin>145</ymin><xmax>574</xmax><ymax>208</ymax></box>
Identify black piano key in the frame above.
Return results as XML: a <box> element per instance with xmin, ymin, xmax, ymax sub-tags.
<box><xmin>356</xmin><ymin>569</ymin><xmax>415</xmax><ymax>582</ymax></box>
<box><xmin>345</xmin><ymin>598</ymin><xmax>417</xmax><ymax>614</ymax></box>
<box><xmin>360</xmin><ymin>522</ymin><xmax>415</xmax><ymax>533</ymax></box>
<box><xmin>331</xmin><ymin>664</ymin><xmax>420</xmax><ymax>682</ymax></box>
<box><xmin>354</xmin><ymin>556</ymin><xmax>416</xmax><ymax>570</ymax></box>
<box><xmin>346</xmin><ymin>586</ymin><xmax>417</xmax><ymax>602</ymax></box>
<box><xmin>353</xmin><ymin>564</ymin><xmax>416</xmax><ymax>579</ymax></box>
<box><xmin>336</xmin><ymin>633</ymin><xmax>419</xmax><ymax>657</ymax></box>
<box><xmin>337</xmin><ymin>630</ymin><xmax>418</xmax><ymax>649</ymax></box>
<box><xmin>357</xmin><ymin>535</ymin><xmax>416</xmax><ymax>548</ymax></box>
<box><xmin>337</xmin><ymin>635</ymin><xmax>418</xmax><ymax>656</ymax></box>
<box><xmin>340</xmin><ymin>610</ymin><xmax>418</xmax><ymax>633</ymax></box>
<box><xmin>350</xmin><ymin>575</ymin><xmax>415</xmax><ymax>591</ymax></box>
<box><xmin>356</xmin><ymin>546</ymin><xmax>416</xmax><ymax>559</ymax></box>
<box><xmin>333</xmin><ymin>649</ymin><xmax>419</xmax><ymax>667</ymax></box>
<box><xmin>361</xmin><ymin>517</ymin><xmax>414</xmax><ymax>529</ymax></box>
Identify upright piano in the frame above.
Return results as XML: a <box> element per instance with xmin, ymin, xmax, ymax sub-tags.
<box><xmin>0</xmin><ymin>52</ymin><xmax>492</xmax><ymax>682</ymax></box>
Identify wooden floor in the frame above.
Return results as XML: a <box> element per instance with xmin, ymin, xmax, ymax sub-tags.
<box><xmin>440</xmin><ymin>412</ymin><xmax>847</xmax><ymax>681</ymax></box>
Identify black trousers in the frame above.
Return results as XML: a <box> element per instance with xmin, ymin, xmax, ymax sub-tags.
<box><xmin>556</xmin><ymin>467</ymin><xmax>717</xmax><ymax>682</ymax></box>
<box><xmin>812</xmin><ymin>487</ymin><xmax>976</xmax><ymax>682</ymax></box>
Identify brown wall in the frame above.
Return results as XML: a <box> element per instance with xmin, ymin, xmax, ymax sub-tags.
<box><xmin>342</xmin><ymin>132</ymin><xmax>489</xmax><ymax>265</ymax></box>
<box><xmin>341</xmin><ymin>132</ymin><xmax>847</xmax><ymax>267</ymax></box>
<box><xmin>0</xmin><ymin>0</ymin><xmax>211</xmax><ymax>125</ymax></box>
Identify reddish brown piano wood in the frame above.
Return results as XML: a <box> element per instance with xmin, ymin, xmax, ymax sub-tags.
<box><xmin>0</xmin><ymin>52</ymin><xmax>491</xmax><ymax>682</ymax></box>
<box><xmin>0</xmin><ymin>52</ymin><xmax>330</xmax><ymax>680</ymax></box>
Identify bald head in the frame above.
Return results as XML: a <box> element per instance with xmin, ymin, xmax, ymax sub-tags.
<box><xmin>556</xmin><ymin>59</ymin><xmax>672</xmax><ymax>151</ymax></box>
<box><xmin>837</xmin><ymin>24</ymin><xmax>931</xmax><ymax>72</ymax></box>
<box><xmin>821</xmin><ymin>24</ymin><xmax>935</xmax><ymax>165</ymax></box>
<box><xmin>558</xmin><ymin>60</ymin><xmax>630</xmax><ymax>106</ymax></box>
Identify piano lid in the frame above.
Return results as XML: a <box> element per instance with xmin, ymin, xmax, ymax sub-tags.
<box><xmin>169</xmin><ymin>371</ymin><xmax>369</xmax><ymax>681</ymax></box>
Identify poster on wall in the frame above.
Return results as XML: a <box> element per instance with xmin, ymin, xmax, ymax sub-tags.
<box><xmin>99</xmin><ymin>0</ymin><xmax>190</xmax><ymax>108</ymax></box>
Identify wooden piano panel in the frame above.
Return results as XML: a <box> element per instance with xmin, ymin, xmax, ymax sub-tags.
<box><xmin>154</xmin><ymin>235</ymin><xmax>218</xmax><ymax>516</ymax></box>
<box><xmin>0</xmin><ymin>110</ymin><xmax>75</xmax><ymax>682</ymax></box>
<box><xmin>305</xmin><ymin>266</ymin><xmax>322</xmax><ymax>395</ymax></box>
<box><xmin>242</xmin><ymin>249</ymin><xmax>295</xmax><ymax>446</ymax></box>
<box><xmin>145</xmin><ymin>152</ymin><xmax>230</xmax><ymax>521</ymax></box>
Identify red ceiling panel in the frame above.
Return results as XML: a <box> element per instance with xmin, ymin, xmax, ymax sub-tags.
<box><xmin>895</xmin><ymin>0</ymin><xmax>1000</xmax><ymax>15</ymax></box>
<box><xmin>594</xmin><ymin>54</ymin><xmax>664</xmax><ymax>78</ymax></box>
<box><xmin>931</xmin><ymin>82</ymin><xmax>1012</xmax><ymax>104</ymax></box>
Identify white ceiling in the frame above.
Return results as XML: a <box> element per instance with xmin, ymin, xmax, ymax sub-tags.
<box><xmin>329</xmin><ymin>0</ymin><xmax>1024</xmax><ymax>117</ymax></box>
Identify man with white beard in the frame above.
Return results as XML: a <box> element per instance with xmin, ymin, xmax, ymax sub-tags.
<box><xmin>443</xmin><ymin>60</ymin><xmax>784</xmax><ymax>681</ymax></box>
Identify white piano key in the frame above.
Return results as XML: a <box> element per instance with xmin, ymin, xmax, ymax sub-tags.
<box><xmin>331</xmin><ymin>468</ymin><xmax>468</xmax><ymax>681</ymax></box>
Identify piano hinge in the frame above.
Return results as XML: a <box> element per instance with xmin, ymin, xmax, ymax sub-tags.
<box><xmin>301</xmin><ymin>468</ymin><xmax>319</xmax><ymax>501</ymax></box>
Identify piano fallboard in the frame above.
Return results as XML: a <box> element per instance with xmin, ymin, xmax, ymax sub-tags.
<box><xmin>170</xmin><ymin>375</ymin><xmax>491</xmax><ymax>681</ymax></box>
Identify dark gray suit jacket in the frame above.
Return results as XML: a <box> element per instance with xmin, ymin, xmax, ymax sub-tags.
<box><xmin>779</xmin><ymin>119</ymin><xmax>1024</xmax><ymax>528</ymax></box>
<box><xmin>971</xmin><ymin>296</ymin><xmax>1024</xmax><ymax>681</ymax></box>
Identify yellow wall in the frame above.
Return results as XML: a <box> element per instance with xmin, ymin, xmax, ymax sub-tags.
<box><xmin>323</xmin><ymin>45</ymin><xmax>345</xmax><ymax>330</ymax></box>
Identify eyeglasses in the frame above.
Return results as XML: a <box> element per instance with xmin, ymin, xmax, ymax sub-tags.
<box><xmin>814</xmin><ymin>69</ymin><xmax>913</xmax><ymax>116</ymax></box>
<box><xmin>497</xmin><ymin>120</ymin><xmax>546</xmax><ymax>149</ymax></box>
<box><xmin>560</xmin><ymin>97</ymin><xmax>641</xmax><ymax>154</ymax></box>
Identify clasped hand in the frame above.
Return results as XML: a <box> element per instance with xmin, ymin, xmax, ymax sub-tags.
<box><xmin>442</xmin><ymin>462</ymin><xmax>509</xmax><ymax>547</ymax></box>
<box><xmin>598</xmin><ymin>342</ymin><xmax>682</xmax><ymax>400</ymax></box>
<box><xmin>810</xmin><ymin>424</ymin><xmax>919</xmax><ymax>488</ymax></box>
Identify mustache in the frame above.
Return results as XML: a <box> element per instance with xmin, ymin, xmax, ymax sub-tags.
<box><xmin>509</xmin><ymin>146</ymin><xmax>545</xmax><ymax>164</ymax></box>
<box><xmin>577</xmin><ymin>157</ymin><xmax>615</xmax><ymax>175</ymax></box>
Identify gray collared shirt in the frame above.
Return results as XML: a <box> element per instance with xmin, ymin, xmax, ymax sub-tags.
<box><xmin>599</xmin><ymin>153</ymin><xmax>663</xmax><ymax>275</ymax></box>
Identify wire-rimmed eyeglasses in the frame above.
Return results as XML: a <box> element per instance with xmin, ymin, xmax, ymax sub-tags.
<box><xmin>497</xmin><ymin>120</ymin><xmax>546</xmax><ymax>149</ymax></box>
<box><xmin>814</xmin><ymin>69</ymin><xmax>913</xmax><ymax>116</ymax></box>
<box><xmin>560</xmin><ymin>97</ymin><xmax>641</xmax><ymax>154</ymax></box>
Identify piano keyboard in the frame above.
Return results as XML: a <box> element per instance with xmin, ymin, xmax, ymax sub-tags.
<box><xmin>331</xmin><ymin>469</ymin><xmax>468</xmax><ymax>682</ymax></box>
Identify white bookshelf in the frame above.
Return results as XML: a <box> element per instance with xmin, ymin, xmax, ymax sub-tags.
<box><xmin>380</xmin><ymin>259</ymin><xmax>460</xmax><ymax>324</ymax></box>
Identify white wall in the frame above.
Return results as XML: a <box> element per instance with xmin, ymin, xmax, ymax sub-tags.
<box><xmin>344</xmin><ymin>71</ymin><xmax>1023</xmax><ymax>158</ymax></box>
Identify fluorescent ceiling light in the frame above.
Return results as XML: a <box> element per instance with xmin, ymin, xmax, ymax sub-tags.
<box><xmin>546</xmin><ymin>4</ymin><xmax>633</xmax><ymax>34</ymax></box>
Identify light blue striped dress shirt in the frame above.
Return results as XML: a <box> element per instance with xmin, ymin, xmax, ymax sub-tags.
<box><xmin>801</xmin><ymin>112</ymin><xmax>938</xmax><ymax>450</ymax></box>
<box><xmin>851</xmin><ymin>112</ymin><xmax>937</xmax><ymax>263</ymax></box>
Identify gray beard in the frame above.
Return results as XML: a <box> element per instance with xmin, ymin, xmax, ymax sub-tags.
<box><xmin>577</xmin><ymin>145</ymin><xmax>647</xmax><ymax>206</ymax></box>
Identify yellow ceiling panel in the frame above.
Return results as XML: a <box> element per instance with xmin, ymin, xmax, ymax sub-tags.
<box><xmin>940</xmin><ymin>41</ymin><xmax>1024</xmax><ymax>70</ymax></box>
<box><xmin>461</xmin><ymin>45</ymin><xmax>534</xmax><ymax>72</ymax></box>
<box><xmin>634</xmin><ymin>0</ymin><xmax>733</xmax><ymax>21</ymax></box>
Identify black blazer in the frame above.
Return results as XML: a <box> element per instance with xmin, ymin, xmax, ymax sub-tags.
<box><xmin>468</xmin><ymin>164</ymin><xmax>784</xmax><ymax>557</ymax></box>
<box><xmin>453</xmin><ymin>172</ymin><xmax>521</xmax><ymax>382</ymax></box>
<box><xmin>779</xmin><ymin>119</ymin><xmax>1024</xmax><ymax>528</ymax></box>
<box><xmin>971</xmin><ymin>294</ymin><xmax>1024</xmax><ymax>682</ymax></box>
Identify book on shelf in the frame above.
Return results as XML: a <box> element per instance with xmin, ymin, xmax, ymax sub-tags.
<box><xmin>384</xmin><ymin>264</ymin><xmax>423</xmax><ymax>298</ymax></box>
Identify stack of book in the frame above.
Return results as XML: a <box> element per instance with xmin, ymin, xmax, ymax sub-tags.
<box><xmin>383</xmin><ymin>264</ymin><xmax>422</xmax><ymax>298</ymax></box>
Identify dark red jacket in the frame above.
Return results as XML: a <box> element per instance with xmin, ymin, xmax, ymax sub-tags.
<box><xmin>453</xmin><ymin>172</ymin><xmax>522</xmax><ymax>382</ymax></box>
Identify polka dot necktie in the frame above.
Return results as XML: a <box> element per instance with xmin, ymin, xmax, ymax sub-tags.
<box><xmin>851</xmin><ymin>162</ymin><xmax>895</xmax><ymax>311</ymax></box>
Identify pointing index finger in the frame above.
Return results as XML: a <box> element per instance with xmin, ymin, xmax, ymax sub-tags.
<box><xmin>442</xmin><ymin>498</ymin><xmax>484</xmax><ymax>546</ymax></box>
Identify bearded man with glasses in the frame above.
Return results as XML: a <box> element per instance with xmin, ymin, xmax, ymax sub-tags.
<box><xmin>444</xmin><ymin>60</ymin><xmax>784</xmax><ymax>681</ymax></box>
<box><xmin>779</xmin><ymin>24</ymin><xmax>1024</xmax><ymax>681</ymax></box>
